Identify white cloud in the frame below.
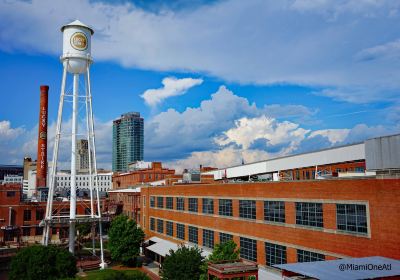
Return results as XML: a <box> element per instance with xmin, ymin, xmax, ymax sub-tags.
<box><xmin>215</xmin><ymin>115</ymin><xmax>310</xmax><ymax>152</ymax></box>
<box><xmin>141</xmin><ymin>76</ymin><xmax>203</xmax><ymax>106</ymax></box>
<box><xmin>0</xmin><ymin>120</ymin><xmax>24</xmax><ymax>140</ymax></box>
<box><xmin>309</xmin><ymin>129</ymin><xmax>350</xmax><ymax>144</ymax></box>
<box><xmin>1</xmin><ymin>0</ymin><xmax>400</xmax><ymax>103</ymax></box>
<box><xmin>0</xmin><ymin>118</ymin><xmax>112</xmax><ymax>169</ymax></box>
<box><xmin>168</xmin><ymin>147</ymin><xmax>271</xmax><ymax>173</ymax></box>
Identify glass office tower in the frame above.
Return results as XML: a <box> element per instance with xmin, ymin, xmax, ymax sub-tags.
<box><xmin>112</xmin><ymin>112</ymin><xmax>144</xmax><ymax>172</ymax></box>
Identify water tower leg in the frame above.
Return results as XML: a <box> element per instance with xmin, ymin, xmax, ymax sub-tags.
<box><xmin>69</xmin><ymin>73</ymin><xmax>79</xmax><ymax>254</ymax></box>
<box><xmin>43</xmin><ymin>65</ymin><xmax>67</xmax><ymax>246</ymax></box>
<box><xmin>86</xmin><ymin>67</ymin><xmax>106</xmax><ymax>269</ymax></box>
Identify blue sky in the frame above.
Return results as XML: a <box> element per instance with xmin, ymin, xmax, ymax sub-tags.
<box><xmin>0</xmin><ymin>0</ymin><xmax>399</xmax><ymax>170</ymax></box>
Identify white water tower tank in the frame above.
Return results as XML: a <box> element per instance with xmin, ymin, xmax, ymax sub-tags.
<box><xmin>61</xmin><ymin>20</ymin><xmax>94</xmax><ymax>74</ymax></box>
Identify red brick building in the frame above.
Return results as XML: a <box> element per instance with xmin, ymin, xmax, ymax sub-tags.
<box><xmin>112</xmin><ymin>162</ymin><xmax>175</xmax><ymax>189</ymax></box>
<box><xmin>141</xmin><ymin>177</ymin><xmax>400</xmax><ymax>275</ymax></box>
<box><xmin>0</xmin><ymin>184</ymin><xmax>105</xmax><ymax>244</ymax></box>
<box><xmin>138</xmin><ymin>135</ymin><xmax>400</xmax><ymax>278</ymax></box>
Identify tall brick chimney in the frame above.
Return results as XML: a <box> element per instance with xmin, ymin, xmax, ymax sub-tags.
<box><xmin>36</xmin><ymin>85</ymin><xmax>48</xmax><ymax>189</ymax></box>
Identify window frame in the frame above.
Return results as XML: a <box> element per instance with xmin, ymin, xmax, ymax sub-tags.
<box><xmin>240</xmin><ymin>237</ymin><xmax>257</xmax><ymax>262</ymax></box>
<box><xmin>239</xmin><ymin>200</ymin><xmax>256</xmax><ymax>220</ymax></box>
<box><xmin>202</xmin><ymin>229</ymin><xmax>214</xmax><ymax>249</ymax></box>
<box><xmin>265</xmin><ymin>242</ymin><xmax>287</xmax><ymax>266</ymax></box>
<box><xmin>202</xmin><ymin>198</ymin><xmax>214</xmax><ymax>214</ymax></box>
<box><xmin>219</xmin><ymin>199</ymin><xmax>233</xmax><ymax>217</ymax></box>
<box><xmin>264</xmin><ymin>201</ymin><xmax>285</xmax><ymax>223</ymax></box>
<box><xmin>295</xmin><ymin>202</ymin><xmax>324</xmax><ymax>228</ymax></box>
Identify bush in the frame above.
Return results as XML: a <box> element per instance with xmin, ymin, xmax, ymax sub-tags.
<box><xmin>160</xmin><ymin>245</ymin><xmax>204</xmax><ymax>280</ymax></box>
<box><xmin>9</xmin><ymin>245</ymin><xmax>77</xmax><ymax>280</ymax></box>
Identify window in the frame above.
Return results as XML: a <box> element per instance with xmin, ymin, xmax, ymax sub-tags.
<box><xmin>202</xmin><ymin>198</ymin><xmax>214</xmax><ymax>214</ymax></box>
<box><xmin>189</xmin><ymin>226</ymin><xmax>198</xmax><ymax>244</ymax></box>
<box><xmin>188</xmin><ymin>198</ymin><xmax>198</xmax><ymax>212</ymax></box>
<box><xmin>239</xmin><ymin>200</ymin><xmax>256</xmax><ymax>219</ymax></box>
<box><xmin>177</xmin><ymin>223</ymin><xmax>185</xmax><ymax>240</ymax></box>
<box><xmin>150</xmin><ymin>218</ymin><xmax>155</xmax><ymax>231</ymax></box>
<box><xmin>265</xmin><ymin>242</ymin><xmax>286</xmax><ymax>266</ymax></box>
<box><xmin>295</xmin><ymin>202</ymin><xmax>323</xmax><ymax>228</ymax></box>
<box><xmin>176</xmin><ymin>197</ymin><xmax>185</xmax><ymax>211</ymax></box>
<box><xmin>166</xmin><ymin>197</ymin><xmax>173</xmax><ymax>209</ymax></box>
<box><xmin>36</xmin><ymin>209</ymin><xmax>44</xmax><ymax>221</ymax></box>
<box><xmin>166</xmin><ymin>221</ymin><xmax>173</xmax><ymax>236</ymax></box>
<box><xmin>219</xmin><ymin>199</ymin><xmax>233</xmax><ymax>216</ymax></box>
<box><xmin>264</xmin><ymin>201</ymin><xmax>285</xmax><ymax>223</ymax></box>
<box><xmin>219</xmin><ymin>233</ymin><xmax>233</xmax><ymax>244</ymax></box>
<box><xmin>240</xmin><ymin>237</ymin><xmax>257</xmax><ymax>262</ymax></box>
<box><xmin>157</xmin><ymin>219</ymin><xmax>164</xmax><ymax>233</ymax></box>
<box><xmin>7</xmin><ymin>191</ymin><xmax>15</xmax><ymax>197</ymax></box>
<box><xmin>336</xmin><ymin>204</ymin><xmax>367</xmax><ymax>234</ymax></box>
<box><xmin>355</xmin><ymin>167</ymin><xmax>365</xmax><ymax>173</ymax></box>
<box><xmin>203</xmin><ymin>229</ymin><xmax>214</xmax><ymax>249</ymax></box>
<box><xmin>143</xmin><ymin>195</ymin><xmax>146</xmax><ymax>206</ymax></box>
<box><xmin>297</xmin><ymin>249</ymin><xmax>325</xmax><ymax>262</ymax></box>
<box><xmin>22</xmin><ymin>227</ymin><xmax>30</xmax><ymax>236</ymax></box>
<box><xmin>150</xmin><ymin>196</ymin><xmax>155</xmax><ymax>208</ymax></box>
<box><xmin>35</xmin><ymin>227</ymin><xmax>43</xmax><ymax>235</ymax></box>
<box><xmin>157</xmin><ymin>197</ymin><xmax>164</xmax><ymax>208</ymax></box>
<box><xmin>23</xmin><ymin>210</ymin><xmax>31</xmax><ymax>221</ymax></box>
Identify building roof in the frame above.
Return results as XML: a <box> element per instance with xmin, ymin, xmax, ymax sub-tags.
<box><xmin>145</xmin><ymin>236</ymin><xmax>211</xmax><ymax>258</ymax></box>
<box><xmin>108</xmin><ymin>188</ymin><xmax>141</xmax><ymax>193</ymax></box>
<box><xmin>274</xmin><ymin>256</ymin><xmax>400</xmax><ymax>280</ymax></box>
<box><xmin>204</xmin><ymin>142</ymin><xmax>365</xmax><ymax>179</ymax></box>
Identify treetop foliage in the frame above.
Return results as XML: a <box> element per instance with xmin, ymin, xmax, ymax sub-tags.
<box><xmin>160</xmin><ymin>245</ymin><xmax>205</xmax><ymax>280</ymax></box>
<box><xmin>108</xmin><ymin>214</ymin><xmax>145</xmax><ymax>265</ymax></box>
<box><xmin>9</xmin><ymin>245</ymin><xmax>77</xmax><ymax>280</ymax></box>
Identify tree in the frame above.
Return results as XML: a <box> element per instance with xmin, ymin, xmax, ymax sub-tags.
<box><xmin>9</xmin><ymin>245</ymin><xmax>77</xmax><ymax>280</ymax></box>
<box><xmin>208</xmin><ymin>240</ymin><xmax>240</xmax><ymax>263</ymax></box>
<box><xmin>200</xmin><ymin>240</ymin><xmax>240</xmax><ymax>280</ymax></box>
<box><xmin>108</xmin><ymin>214</ymin><xmax>144</xmax><ymax>265</ymax></box>
<box><xmin>160</xmin><ymin>245</ymin><xmax>205</xmax><ymax>280</ymax></box>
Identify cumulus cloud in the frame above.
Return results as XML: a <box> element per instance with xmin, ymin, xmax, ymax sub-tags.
<box><xmin>0</xmin><ymin>118</ymin><xmax>112</xmax><ymax>169</ymax></box>
<box><xmin>141</xmin><ymin>77</ymin><xmax>203</xmax><ymax>106</ymax></box>
<box><xmin>215</xmin><ymin>116</ymin><xmax>310</xmax><ymax>152</ymax></box>
<box><xmin>0</xmin><ymin>120</ymin><xmax>24</xmax><ymax>140</ymax></box>
<box><xmin>1</xmin><ymin>0</ymin><xmax>400</xmax><ymax>103</ymax></box>
<box><xmin>308</xmin><ymin>129</ymin><xmax>350</xmax><ymax>144</ymax></box>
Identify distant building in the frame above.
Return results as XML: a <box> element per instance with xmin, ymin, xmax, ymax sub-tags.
<box><xmin>76</xmin><ymin>139</ymin><xmax>91</xmax><ymax>173</ymax></box>
<box><xmin>0</xmin><ymin>164</ymin><xmax>23</xmax><ymax>183</ymax></box>
<box><xmin>56</xmin><ymin>171</ymin><xmax>112</xmax><ymax>194</ymax></box>
<box><xmin>112</xmin><ymin>162</ymin><xmax>175</xmax><ymax>190</ymax></box>
<box><xmin>3</xmin><ymin>175</ymin><xmax>23</xmax><ymax>185</ymax></box>
<box><xmin>112</xmin><ymin>112</ymin><xmax>144</xmax><ymax>172</ymax></box>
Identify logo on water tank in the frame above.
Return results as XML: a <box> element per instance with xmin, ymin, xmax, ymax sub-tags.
<box><xmin>70</xmin><ymin>32</ymin><xmax>88</xmax><ymax>51</ymax></box>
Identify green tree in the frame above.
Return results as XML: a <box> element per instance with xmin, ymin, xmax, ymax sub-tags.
<box><xmin>9</xmin><ymin>245</ymin><xmax>77</xmax><ymax>280</ymax></box>
<box><xmin>200</xmin><ymin>240</ymin><xmax>240</xmax><ymax>280</ymax></box>
<box><xmin>108</xmin><ymin>214</ymin><xmax>144</xmax><ymax>265</ymax></box>
<box><xmin>160</xmin><ymin>245</ymin><xmax>205</xmax><ymax>280</ymax></box>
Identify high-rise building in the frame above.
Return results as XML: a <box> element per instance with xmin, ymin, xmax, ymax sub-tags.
<box><xmin>76</xmin><ymin>139</ymin><xmax>90</xmax><ymax>173</ymax></box>
<box><xmin>112</xmin><ymin>112</ymin><xmax>144</xmax><ymax>172</ymax></box>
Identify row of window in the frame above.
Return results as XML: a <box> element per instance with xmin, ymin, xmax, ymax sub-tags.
<box><xmin>149</xmin><ymin>197</ymin><xmax>368</xmax><ymax>234</ymax></box>
<box><xmin>149</xmin><ymin>218</ymin><xmax>326</xmax><ymax>266</ymax></box>
<box><xmin>23</xmin><ymin>209</ymin><xmax>44</xmax><ymax>221</ymax></box>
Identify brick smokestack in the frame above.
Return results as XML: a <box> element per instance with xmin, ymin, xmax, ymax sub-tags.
<box><xmin>36</xmin><ymin>85</ymin><xmax>49</xmax><ymax>189</ymax></box>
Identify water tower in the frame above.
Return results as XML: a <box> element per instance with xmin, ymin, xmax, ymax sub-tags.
<box><xmin>42</xmin><ymin>20</ymin><xmax>106</xmax><ymax>268</ymax></box>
